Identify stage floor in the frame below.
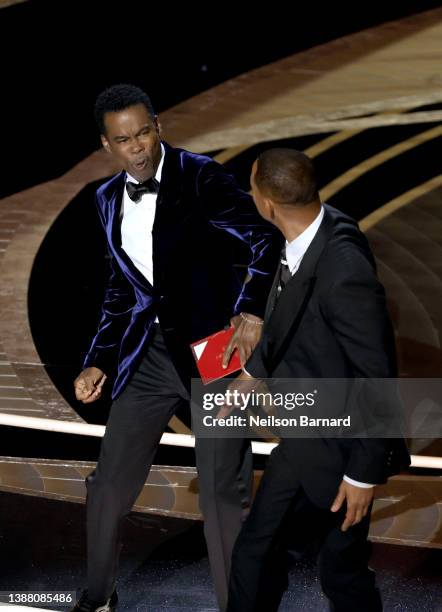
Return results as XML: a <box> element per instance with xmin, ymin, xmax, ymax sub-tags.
<box><xmin>1</xmin><ymin>492</ymin><xmax>441</xmax><ymax>612</ymax></box>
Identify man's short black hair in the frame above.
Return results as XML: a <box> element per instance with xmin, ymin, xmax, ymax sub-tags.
<box><xmin>94</xmin><ymin>84</ymin><xmax>156</xmax><ymax>134</ymax></box>
<box><xmin>255</xmin><ymin>148</ymin><xmax>319</xmax><ymax>206</ymax></box>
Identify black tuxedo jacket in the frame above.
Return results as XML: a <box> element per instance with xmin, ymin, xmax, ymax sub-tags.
<box><xmin>246</xmin><ymin>204</ymin><xmax>410</xmax><ymax>507</ymax></box>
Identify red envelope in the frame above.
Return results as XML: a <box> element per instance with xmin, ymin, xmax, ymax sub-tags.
<box><xmin>191</xmin><ymin>327</ymin><xmax>241</xmax><ymax>385</ymax></box>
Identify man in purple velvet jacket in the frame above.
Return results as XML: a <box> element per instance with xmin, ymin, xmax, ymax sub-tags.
<box><xmin>71</xmin><ymin>84</ymin><xmax>282</xmax><ymax>612</ymax></box>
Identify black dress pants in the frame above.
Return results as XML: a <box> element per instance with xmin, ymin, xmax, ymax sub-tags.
<box><xmin>85</xmin><ymin>325</ymin><xmax>252</xmax><ymax>611</ymax></box>
<box><xmin>227</xmin><ymin>444</ymin><xmax>382</xmax><ymax>612</ymax></box>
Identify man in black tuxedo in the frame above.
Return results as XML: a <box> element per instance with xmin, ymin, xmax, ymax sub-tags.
<box><xmin>225</xmin><ymin>149</ymin><xmax>410</xmax><ymax>611</ymax></box>
<box><xmin>71</xmin><ymin>84</ymin><xmax>282</xmax><ymax>612</ymax></box>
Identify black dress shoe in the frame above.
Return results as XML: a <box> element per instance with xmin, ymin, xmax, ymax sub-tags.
<box><xmin>70</xmin><ymin>589</ymin><xmax>118</xmax><ymax>612</ymax></box>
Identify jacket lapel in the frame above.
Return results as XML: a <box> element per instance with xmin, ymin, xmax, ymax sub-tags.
<box><xmin>264</xmin><ymin>208</ymin><xmax>334</xmax><ymax>373</ymax></box>
<box><xmin>152</xmin><ymin>142</ymin><xmax>190</xmax><ymax>288</ymax></box>
<box><xmin>155</xmin><ymin>141</ymin><xmax>183</xmax><ymax>211</ymax></box>
<box><xmin>104</xmin><ymin>172</ymin><xmax>154</xmax><ymax>293</ymax></box>
<box><xmin>107</xmin><ymin>171</ymin><xmax>125</xmax><ymax>248</ymax></box>
<box><xmin>263</xmin><ymin>263</ymin><xmax>282</xmax><ymax>323</ymax></box>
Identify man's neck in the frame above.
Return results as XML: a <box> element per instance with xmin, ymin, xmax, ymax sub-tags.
<box><xmin>278</xmin><ymin>201</ymin><xmax>322</xmax><ymax>243</ymax></box>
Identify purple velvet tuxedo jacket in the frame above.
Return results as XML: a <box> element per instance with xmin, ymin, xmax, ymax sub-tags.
<box><xmin>83</xmin><ymin>142</ymin><xmax>282</xmax><ymax>399</ymax></box>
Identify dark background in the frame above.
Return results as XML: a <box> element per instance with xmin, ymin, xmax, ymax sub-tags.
<box><xmin>1</xmin><ymin>0</ymin><xmax>440</xmax><ymax>197</ymax></box>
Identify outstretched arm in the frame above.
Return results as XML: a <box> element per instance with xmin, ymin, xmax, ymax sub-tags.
<box><xmin>198</xmin><ymin>161</ymin><xmax>282</xmax><ymax>365</ymax></box>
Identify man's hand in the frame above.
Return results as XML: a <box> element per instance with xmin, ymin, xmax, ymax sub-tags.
<box><xmin>222</xmin><ymin>313</ymin><xmax>263</xmax><ymax>369</ymax></box>
<box><xmin>74</xmin><ymin>367</ymin><xmax>107</xmax><ymax>404</ymax></box>
<box><xmin>216</xmin><ymin>370</ymin><xmax>258</xmax><ymax>420</ymax></box>
<box><xmin>331</xmin><ymin>480</ymin><xmax>374</xmax><ymax>531</ymax></box>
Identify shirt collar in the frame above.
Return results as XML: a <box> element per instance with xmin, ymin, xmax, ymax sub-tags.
<box><xmin>126</xmin><ymin>142</ymin><xmax>165</xmax><ymax>185</ymax></box>
<box><xmin>285</xmin><ymin>206</ymin><xmax>324</xmax><ymax>271</ymax></box>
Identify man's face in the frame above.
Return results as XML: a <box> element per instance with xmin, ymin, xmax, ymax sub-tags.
<box><xmin>250</xmin><ymin>161</ymin><xmax>271</xmax><ymax>222</ymax></box>
<box><xmin>101</xmin><ymin>103</ymin><xmax>162</xmax><ymax>182</ymax></box>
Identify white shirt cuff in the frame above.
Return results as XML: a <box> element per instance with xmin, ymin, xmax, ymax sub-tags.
<box><xmin>343</xmin><ymin>475</ymin><xmax>375</xmax><ymax>488</ymax></box>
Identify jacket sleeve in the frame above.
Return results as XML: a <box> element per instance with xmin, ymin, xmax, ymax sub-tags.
<box><xmin>243</xmin><ymin>337</ymin><xmax>270</xmax><ymax>379</ymax></box>
<box><xmin>82</xmin><ymin>196</ymin><xmax>136</xmax><ymax>374</ymax></box>
<box><xmin>321</xmin><ymin>246</ymin><xmax>398</xmax><ymax>484</ymax></box>
<box><xmin>197</xmin><ymin>160</ymin><xmax>282</xmax><ymax>318</ymax></box>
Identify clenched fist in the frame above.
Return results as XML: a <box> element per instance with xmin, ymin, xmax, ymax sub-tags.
<box><xmin>74</xmin><ymin>367</ymin><xmax>107</xmax><ymax>404</ymax></box>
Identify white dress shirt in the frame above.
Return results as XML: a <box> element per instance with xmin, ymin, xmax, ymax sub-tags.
<box><xmin>284</xmin><ymin>206</ymin><xmax>325</xmax><ymax>274</ymax></box>
<box><xmin>121</xmin><ymin>143</ymin><xmax>165</xmax><ymax>322</ymax></box>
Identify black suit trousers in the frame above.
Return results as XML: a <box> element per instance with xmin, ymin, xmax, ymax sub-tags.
<box><xmin>85</xmin><ymin>325</ymin><xmax>189</xmax><ymax>600</ymax></box>
<box><xmin>85</xmin><ymin>324</ymin><xmax>253</xmax><ymax>611</ymax></box>
<box><xmin>227</xmin><ymin>443</ymin><xmax>382</xmax><ymax>612</ymax></box>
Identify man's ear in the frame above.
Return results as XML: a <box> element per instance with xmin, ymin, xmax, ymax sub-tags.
<box><xmin>264</xmin><ymin>197</ymin><xmax>276</xmax><ymax>220</ymax></box>
<box><xmin>101</xmin><ymin>134</ymin><xmax>111</xmax><ymax>154</ymax></box>
<box><xmin>154</xmin><ymin>115</ymin><xmax>162</xmax><ymax>137</ymax></box>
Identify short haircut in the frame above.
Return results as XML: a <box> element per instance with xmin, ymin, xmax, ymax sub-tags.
<box><xmin>254</xmin><ymin>148</ymin><xmax>319</xmax><ymax>206</ymax></box>
<box><xmin>94</xmin><ymin>84</ymin><xmax>156</xmax><ymax>134</ymax></box>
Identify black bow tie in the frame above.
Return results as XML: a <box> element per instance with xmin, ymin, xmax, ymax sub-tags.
<box><xmin>126</xmin><ymin>177</ymin><xmax>160</xmax><ymax>202</ymax></box>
